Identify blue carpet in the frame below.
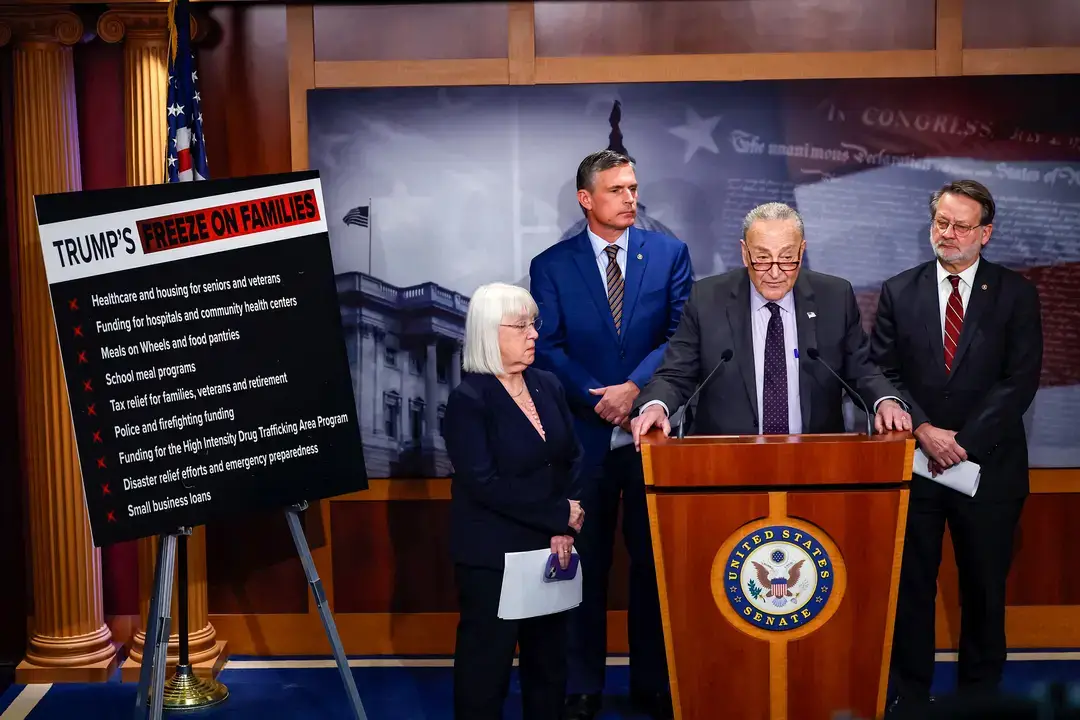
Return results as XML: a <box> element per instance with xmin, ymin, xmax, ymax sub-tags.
<box><xmin>2</xmin><ymin>654</ymin><xmax>1080</xmax><ymax>718</ymax></box>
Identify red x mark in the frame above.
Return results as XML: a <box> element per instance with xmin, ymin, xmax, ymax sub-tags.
<box><xmin>68</xmin><ymin>298</ymin><xmax>79</xmax><ymax>311</ymax></box>
<box><xmin>96</xmin><ymin>457</ymin><xmax>107</xmax><ymax>469</ymax></box>
<box><xmin>106</xmin><ymin>511</ymin><xmax>116</xmax><ymax>523</ymax></box>
<box><xmin>73</xmin><ymin>325</ymin><xmax>83</xmax><ymax>337</ymax></box>
<box><xmin>101</xmin><ymin>483</ymin><xmax>110</xmax><ymax>496</ymax></box>
<box><xmin>77</xmin><ymin>351</ymin><xmax>88</xmax><ymax>364</ymax></box>
<box><xmin>83</xmin><ymin>379</ymin><xmax>93</xmax><ymax>392</ymax></box>
<box><xmin>87</xmin><ymin>403</ymin><xmax>96</xmax><ymax>416</ymax></box>
<box><xmin>92</xmin><ymin>430</ymin><xmax>102</xmax><ymax>443</ymax></box>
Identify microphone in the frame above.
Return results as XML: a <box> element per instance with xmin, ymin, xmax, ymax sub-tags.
<box><xmin>669</xmin><ymin>349</ymin><xmax>733</xmax><ymax>439</ymax></box>
<box><xmin>804</xmin><ymin>347</ymin><xmax>873</xmax><ymax>437</ymax></box>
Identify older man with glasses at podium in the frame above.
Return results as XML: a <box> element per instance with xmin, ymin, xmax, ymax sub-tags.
<box><xmin>630</xmin><ymin>201</ymin><xmax>911</xmax><ymax>443</ymax></box>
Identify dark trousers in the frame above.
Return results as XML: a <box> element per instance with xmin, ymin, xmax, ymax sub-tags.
<box><xmin>566</xmin><ymin>445</ymin><xmax>668</xmax><ymax>695</ymax></box>
<box><xmin>891</xmin><ymin>477</ymin><xmax>1025</xmax><ymax>700</ymax></box>
<box><xmin>454</xmin><ymin>563</ymin><xmax>568</xmax><ymax>720</ymax></box>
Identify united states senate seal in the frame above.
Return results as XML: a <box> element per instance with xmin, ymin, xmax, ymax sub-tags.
<box><xmin>723</xmin><ymin>524</ymin><xmax>836</xmax><ymax>632</ymax></box>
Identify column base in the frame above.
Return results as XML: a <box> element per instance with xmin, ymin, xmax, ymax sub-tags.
<box><xmin>120</xmin><ymin>640</ymin><xmax>229</xmax><ymax>683</ymax></box>
<box><xmin>16</xmin><ymin>652</ymin><xmax>119</xmax><ymax>684</ymax></box>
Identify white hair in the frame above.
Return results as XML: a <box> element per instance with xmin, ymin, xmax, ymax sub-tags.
<box><xmin>462</xmin><ymin>282</ymin><xmax>538</xmax><ymax>376</ymax></box>
<box><xmin>742</xmin><ymin>202</ymin><xmax>805</xmax><ymax>239</ymax></box>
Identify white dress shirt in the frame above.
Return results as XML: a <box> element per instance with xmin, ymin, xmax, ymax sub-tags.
<box><xmin>586</xmin><ymin>227</ymin><xmax>633</xmax><ymax>449</ymax></box>
<box><xmin>750</xmin><ymin>285</ymin><xmax>802</xmax><ymax>434</ymax></box>
<box><xmin>936</xmin><ymin>257</ymin><xmax>979</xmax><ymax>342</ymax></box>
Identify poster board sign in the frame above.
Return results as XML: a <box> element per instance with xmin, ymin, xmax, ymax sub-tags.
<box><xmin>34</xmin><ymin>170</ymin><xmax>368</xmax><ymax>547</ymax></box>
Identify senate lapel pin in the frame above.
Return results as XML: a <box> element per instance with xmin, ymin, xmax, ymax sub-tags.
<box><xmin>981</xmin><ymin>284</ymin><xmax>988</xmax><ymax>290</ymax></box>
<box><xmin>636</xmin><ymin>253</ymin><xmax>643</xmax><ymax>260</ymax></box>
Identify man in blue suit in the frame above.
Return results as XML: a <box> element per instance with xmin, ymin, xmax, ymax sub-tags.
<box><xmin>530</xmin><ymin>150</ymin><xmax>693</xmax><ymax>720</ymax></box>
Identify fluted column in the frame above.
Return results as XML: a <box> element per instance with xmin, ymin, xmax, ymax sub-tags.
<box><xmin>450</xmin><ymin>343</ymin><xmax>462</xmax><ymax>389</ymax></box>
<box><xmin>97</xmin><ymin>4</ymin><xmax>226</xmax><ymax>681</ymax></box>
<box><xmin>1</xmin><ymin>7</ymin><xmax>118</xmax><ymax>683</ymax></box>
<box><xmin>425</xmin><ymin>341</ymin><xmax>439</xmax><ymax>440</ymax></box>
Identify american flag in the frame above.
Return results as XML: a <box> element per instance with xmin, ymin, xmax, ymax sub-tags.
<box><xmin>343</xmin><ymin>205</ymin><xmax>370</xmax><ymax>228</ymax></box>
<box><xmin>164</xmin><ymin>0</ymin><xmax>208</xmax><ymax>183</ymax></box>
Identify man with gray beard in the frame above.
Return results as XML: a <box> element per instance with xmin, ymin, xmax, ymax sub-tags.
<box><xmin>869</xmin><ymin>180</ymin><xmax>1043</xmax><ymax>717</ymax></box>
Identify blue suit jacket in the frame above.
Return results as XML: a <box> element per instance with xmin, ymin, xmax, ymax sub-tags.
<box><xmin>529</xmin><ymin>226</ymin><xmax>693</xmax><ymax>466</ymax></box>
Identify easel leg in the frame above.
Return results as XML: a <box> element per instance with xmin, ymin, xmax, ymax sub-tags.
<box><xmin>133</xmin><ymin>534</ymin><xmax>169</xmax><ymax>718</ymax></box>
<box><xmin>286</xmin><ymin>502</ymin><xmax>368</xmax><ymax>720</ymax></box>
<box><xmin>132</xmin><ymin>532</ymin><xmax>180</xmax><ymax>720</ymax></box>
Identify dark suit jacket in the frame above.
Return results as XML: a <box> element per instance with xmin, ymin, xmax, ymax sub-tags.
<box><xmin>634</xmin><ymin>268</ymin><xmax>897</xmax><ymax>435</ymax></box>
<box><xmin>530</xmin><ymin>227</ymin><xmax>693</xmax><ymax>466</ymax></box>
<box><xmin>443</xmin><ymin>368</ymin><xmax>584</xmax><ymax>570</ymax></box>
<box><xmin>869</xmin><ymin>258</ymin><xmax>1043</xmax><ymax>501</ymax></box>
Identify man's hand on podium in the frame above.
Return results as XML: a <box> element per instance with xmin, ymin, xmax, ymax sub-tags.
<box><xmin>631</xmin><ymin>404</ymin><xmax>670</xmax><ymax>451</ymax></box>
<box><xmin>874</xmin><ymin>398</ymin><xmax>912</xmax><ymax>433</ymax></box>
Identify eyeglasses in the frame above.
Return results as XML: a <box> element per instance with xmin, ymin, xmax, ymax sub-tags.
<box><xmin>933</xmin><ymin>217</ymin><xmax>981</xmax><ymax>238</ymax></box>
<box><xmin>501</xmin><ymin>318</ymin><xmax>542</xmax><ymax>332</ymax></box>
<box><xmin>749</xmin><ymin>260</ymin><xmax>800</xmax><ymax>273</ymax></box>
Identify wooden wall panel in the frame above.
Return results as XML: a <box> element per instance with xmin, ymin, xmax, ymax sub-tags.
<box><xmin>963</xmin><ymin>0</ymin><xmax>1080</xmax><ymax>48</ymax></box>
<box><xmin>331</xmin><ymin>500</ymin><xmax>458</xmax><ymax>613</ymax></box>
<box><xmin>206</xmin><ymin>509</ymin><xmax>310</xmax><ymax>615</ymax></box>
<box><xmin>533</xmin><ymin>0</ymin><xmax>936</xmax><ymax>57</ymax></box>
<box><xmin>313</xmin><ymin>3</ymin><xmax>509</xmax><ymax>62</ymax></box>
<box><xmin>199</xmin><ymin>3</ymin><xmax>292</xmax><ymax>180</ymax></box>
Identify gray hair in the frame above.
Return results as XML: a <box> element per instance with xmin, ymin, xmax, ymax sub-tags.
<box><xmin>929</xmin><ymin>179</ymin><xmax>996</xmax><ymax>225</ymax></box>
<box><xmin>462</xmin><ymin>282</ymin><xmax>539</xmax><ymax>376</ymax></box>
<box><xmin>741</xmin><ymin>202</ymin><xmax>805</xmax><ymax>240</ymax></box>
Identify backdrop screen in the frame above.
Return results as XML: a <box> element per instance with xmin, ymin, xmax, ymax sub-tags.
<box><xmin>308</xmin><ymin>75</ymin><xmax>1080</xmax><ymax>477</ymax></box>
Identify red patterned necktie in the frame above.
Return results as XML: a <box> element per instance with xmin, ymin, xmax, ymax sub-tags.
<box><xmin>943</xmin><ymin>275</ymin><xmax>964</xmax><ymax>373</ymax></box>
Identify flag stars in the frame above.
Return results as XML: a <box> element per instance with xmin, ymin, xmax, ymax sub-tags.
<box><xmin>168</xmin><ymin>103</ymin><xmax>184</xmax><ymax>117</ymax></box>
<box><xmin>191</xmin><ymin>69</ymin><xmax>198</xmax><ymax>82</ymax></box>
<box><xmin>167</xmin><ymin>155</ymin><xmax>177</xmax><ymax>168</ymax></box>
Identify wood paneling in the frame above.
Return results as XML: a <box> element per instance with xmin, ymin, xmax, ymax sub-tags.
<box><xmin>962</xmin><ymin>48</ymin><xmax>1080</xmax><ymax>76</ymax></box>
<box><xmin>199</xmin><ymin>3</ymin><xmax>291</xmax><ymax>179</ymax></box>
<box><xmin>785</xmin><ymin>491</ymin><xmax>903</xmax><ymax>720</ymax></box>
<box><xmin>534</xmin><ymin>51</ymin><xmax>938</xmax><ymax>85</ymax></box>
<box><xmin>313</xmin><ymin>3</ymin><xmax>508</xmax><ymax>62</ymax></box>
<box><xmin>331</xmin><ymin>500</ymin><xmax>457</xmax><ymax>613</ymax></box>
<box><xmin>1010</xmin><ymin>495</ymin><xmax>1080</xmax><ymax>605</ymax></box>
<box><xmin>206</xmin><ymin>509</ymin><xmax>309</xmax><ymax>615</ymax></box>
<box><xmin>963</xmin><ymin>0</ymin><xmax>1080</xmax><ymax>49</ymax></box>
<box><xmin>314</xmin><ymin>58</ymin><xmax>510</xmax><ymax>89</ymax></box>
<box><xmin>533</xmin><ymin>0</ymin><xmax>936</xmax><ymax>57</ymax></box>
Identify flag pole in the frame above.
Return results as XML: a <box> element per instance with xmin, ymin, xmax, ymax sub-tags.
<box><xmin>158</xmin><ymin>1</ymin><xmax>228</xmax><ymax>708</ymax></box>
<box><xmin>367</xmin><ymin>197</ymin><xmax>373</xmax><ymax>275</ymax></box>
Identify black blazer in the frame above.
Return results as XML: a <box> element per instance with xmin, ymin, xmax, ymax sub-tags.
<box><xmin>634</xmin><ymin>268</ymin><xmax>898</xmax><ymax>435</ymax></box>
<box><xmin>443</xmin><ymin>368</ymin><xmax>584</xmax><ymax>570</ymax></box>
<box><xmin>869</xmin><ymin>258</ymin><xmax>1043</xmax><ymax>501</ymax></box>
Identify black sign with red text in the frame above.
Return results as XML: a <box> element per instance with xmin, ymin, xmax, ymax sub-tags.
<box><xmin>34</xmin><ymin>170</ymin><xmax>367</xmax><ymax>546</ymax></box>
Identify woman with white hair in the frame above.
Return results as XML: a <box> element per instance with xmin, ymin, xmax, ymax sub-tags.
<box><xmin>443</xmin><ymin>281</ymin><xmax>585</xmax><ymax>720</ymax></box>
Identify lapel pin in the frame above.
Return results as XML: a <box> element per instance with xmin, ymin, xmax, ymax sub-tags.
<box><xmin>981</xmin><ymin>284</ymin><xmax>987</xmax><ymax>290</ymax></box>
<box><xmin>636</xmin><ymin>253</ymin><xmax>643</xmax><ymax>260</ymax></box>
<box><xmin>807</xmin><ymin>312</ymin><xmax>816</xmax><ymax>319</ymax></box>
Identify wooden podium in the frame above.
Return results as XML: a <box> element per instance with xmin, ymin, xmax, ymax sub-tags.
<box><xmin>640</xmin><ymin>430</ymin><xmax>914</xmax><ymax>720</ymax></box>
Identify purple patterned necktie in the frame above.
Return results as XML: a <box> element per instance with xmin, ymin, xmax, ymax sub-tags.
<box><xmin>762</xmin><ymin>302</ymin><xmax>789</xmax><ymax>434</ymax></box>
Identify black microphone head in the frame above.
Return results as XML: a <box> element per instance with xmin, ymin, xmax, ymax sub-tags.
<box><xmin>721</xmin><ymin>349</ymin><xmax>733</xmax><ymax>361</ymax></box>
<box><xmin>805</xmin><ymin>347</ymin><xmax>820</xmax><ymax>360</ymax></box>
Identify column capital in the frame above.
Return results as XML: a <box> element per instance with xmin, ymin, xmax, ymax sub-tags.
<box><xmin>0</xmin><ymin>8</ymin><xmax>87</xmax><ymax>47</ymax></box>
<box><xmin>97</xmin><ymin>4</ymin><xmax>206</xmax><ymax>45</ymax></box>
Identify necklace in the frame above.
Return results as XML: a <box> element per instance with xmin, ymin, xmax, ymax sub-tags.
<box><xmin>501</xmin><ymin>376</ymin><xmax>526</xmax><ymax>397</ymax></box>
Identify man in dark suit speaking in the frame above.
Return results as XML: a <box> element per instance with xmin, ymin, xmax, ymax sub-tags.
<box><xmin>631</xmin><ymin>201</ymin><xmax>911</xmax><ymax>441</ymax></box>
<box><xmin>870</xmin><ymin>180</ymin><xmax>1043</xmax><ymax>717</ymax></box>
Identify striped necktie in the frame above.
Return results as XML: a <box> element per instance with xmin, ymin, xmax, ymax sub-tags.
<box><xmin>943</xmin><ymin>275</ymin><xmax>964</xmax><ymax>373</ymax></box>
<box><xmin>604</xmin><ymin>244</ymin><xmax>624</xmax><ymax>333</ymax></box>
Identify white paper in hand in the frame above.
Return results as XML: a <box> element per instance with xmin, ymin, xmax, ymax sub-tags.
<box><xmin>912</xmin><ymin>448</ymin><xmax>981</xmax><ymax>497</ymax></box>
<box><xmin>497</xmin><ymin>547</ymin><xmax>582</xmax><ymax>620</ymax></box>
